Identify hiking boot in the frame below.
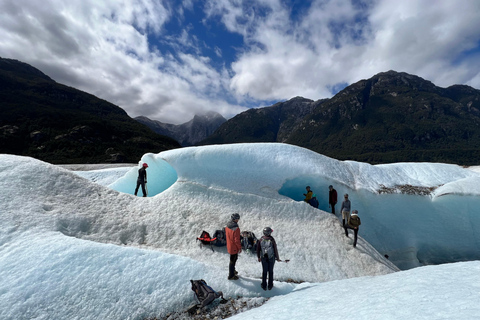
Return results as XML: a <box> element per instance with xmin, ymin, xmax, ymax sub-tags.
<box><xmin>268</xmin><ymin>285</ymin><xmax>273</xmax><ymax>290</ymax></box>
<box><xmin>261</xmin><ymin>284</ymin><xmax>267</xmax><ymax>291</ymax></box>
<box><xmin>234</xmin><ymin>270</ymin><xmax>238</xmax><ymax>275</ymax></box>
<box><xmin>228</xmin><ymin>275</ymin><xmax>239</xmax><ymax>280</ymax></box>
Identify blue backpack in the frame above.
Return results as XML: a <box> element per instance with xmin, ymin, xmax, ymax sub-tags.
<box><xmin>309</xmin><ymin>195</ymin><xmax>319</xmax><ymax>208</ymax></box>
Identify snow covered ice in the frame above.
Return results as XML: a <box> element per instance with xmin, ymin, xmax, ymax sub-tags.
<box><xmin>1</xmin><ymin>142</ymin><xmax>480</xmax><ymax>319</ymax></box>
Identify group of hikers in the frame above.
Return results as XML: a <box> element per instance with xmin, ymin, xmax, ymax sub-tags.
<box><xmin>136</xmin><ymin>163</ymin><xmax>360</xmax><ymax>293</ymax></box>
<box><xmin>305</xmin><ymin>185</ymin><xmax>361</xmax><ymax>248</ymax></box>
<box><xmin>224</xmin><ymin>184</ymin><xmax>361</xmax><ymax>290</ymax></box>
<box><xmin>225</xmin><ymin>213</ymin><xmax>280</xmax><ymax>291</ymax></box>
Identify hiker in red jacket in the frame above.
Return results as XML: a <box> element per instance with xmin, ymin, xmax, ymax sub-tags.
<box><xmin>226</xmin><ymin>213</ymin><xmax>242</xmax><ymax>280</ymax></box>
<box><xmin>329</xmin><ymin>185</ymin><xmax>337</xmax><ymax>214</ymax></box>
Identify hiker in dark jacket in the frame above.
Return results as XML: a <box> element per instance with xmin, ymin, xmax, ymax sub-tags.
<box><xmin>344</xmin><ymin>210</ymin><xmax>361</xmax><ymax>247</ymax></box>
<box><xmin>226</xmin><ymin>213</ymin><xmax>242</xmax><ymax>280</ymax></box>
<box><xmin>329</xmin><ymin>185</ymin><xmax>337</xmax><ymax>214</ymax></box>
<box><xmin>134</xmin><ymin>163</ymin><xmax>148</xmax><ymax>197</ymax></box>
<box><xmin>256</xmin><ymin>227</ymin><xmax>280</xmax><ymax>290</ymax></box>
<box><xmin>340</xmin><ymin>193</ymin><xmax>351</xmax><ymax>226</ymax></box>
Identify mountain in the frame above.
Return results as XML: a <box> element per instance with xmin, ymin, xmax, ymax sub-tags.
<box><xmin>199</xmin><ymin>96</ymin><xmax>323</xmax><ymax>144</ymax></box>
<box><xmin>200</xmin><ymin>71</ymin><xmax>480</xmax><ymax>165</ymax></box>
<box><xmin>286</xmin><ymin>71</ymin><xmax>480</xmax><ymax>164</ymax></box>
<box><xmin>135</xmin><ymin>111</ymin><xmax>226</xmax><ymax>146</ymax></box>
<box><xmin>0</xmin><ymin>57</ymin><xmax>180</xmax><ymax>164</ymax></box>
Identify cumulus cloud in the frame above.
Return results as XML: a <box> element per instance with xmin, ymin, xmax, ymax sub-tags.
<box><xmin>0</xmin><ymin>0</ymin><xmax>245</xmax><ymax>124</ymax></box>
<box><xmin>220</xmin><ymin>0</ymin><xmax>480</xmax><ymax>101</ymax></box>
<box><xmin>1</xmin><ymin>0</ymin><xmax>479</xmax><ymax>124</ymax></box>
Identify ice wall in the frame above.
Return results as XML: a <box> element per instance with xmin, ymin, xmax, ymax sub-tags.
<box><xmin>104</xmin><ymin>143</ymin><xmax>480</xmax><ymax>269</ymax></box>
<box><xmin>108</xmin><ymin>153</ymin><xmax>178</xmax><ymax>197</ymax></box>
<box><xmin>278</xmin><ymin>177</ymin><xmax>480</xmax><ymax>269</ymax></box>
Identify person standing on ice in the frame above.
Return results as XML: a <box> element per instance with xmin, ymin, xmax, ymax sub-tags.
<box><xmin>134</xmin><ymin>163</ymin><xmax>148</xmax><ymax>197</ymax></box>
<box><xmin>226</xmin><ymin>213</ymin><xmax>242</xmax><ymax>280</ymax></box>
<box><xmin>344</xmin><ymin>209</ymin><xmax>361</xmax><ymax>247</ymax></box>
<box><xmin>303</xmin><ymin>186</ymin><xmax>313</xmax><ymax>203</ymax></box>
<box><xmin>257</xmin><ymin>227</ymin><xmax>280</xmax><ymax>291</ymax></box>
<box><xmin>329</xmin><ymin>185</ymin><xmax>337</xmax><ymax>214</ymax></box>
<box><xmin>340</xmin><ymin>193</ymin><xmax>351</xmax><ymax>226</ymax></box>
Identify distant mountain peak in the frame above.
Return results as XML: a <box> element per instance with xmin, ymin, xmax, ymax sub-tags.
<box><xmin>0</xmin><ymin>57</ymin><xmax>180</xmax><ymax>163</ymax></box>
<box><xmin>136</xmin><ymin>112</ymin><xmax>227</xmax><ymax>146</ymax></box>
<box><xmin>198</xmin><ymin>70</ymin><xmax>480</xmax><ymax>165</ymax></box>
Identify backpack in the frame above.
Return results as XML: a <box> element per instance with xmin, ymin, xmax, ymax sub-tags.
<box><xmin>260</xmin><ymin>238</ymin><xmax>275</xmax><ymax>259</ymax></box>
<box><xmin>240</xmin><ymin>231</ymin><xmax>257</xmax><ymax>251</ymax></box>
<box><xmin>212</xmin><ymin>228</ymin><xmax>227</xmax><ymax>247</ymax></box>
<box><xmin>349</xmin><ymin>215</ymin><xmax>361</xmax><ymax>228</ymax></box>
<box><xmin>189</xmin><ymin>279</ymin><xmax>226</xmax><ymax>312</ymax></box>
<box><xmin>197</xmin><ymin>231</ymin><xmax>216</xmax><ymax>245</ymax></box>
<box><xmin>309</xmin><ymin>196</ymin><xmax>319</xmax><ymax>208</ymax></box>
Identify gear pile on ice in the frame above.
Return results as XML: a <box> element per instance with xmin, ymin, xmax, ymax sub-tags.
<box><xmin>196</xmin><ymin>229</ymin><xmax>257</xmax><ymax>251</ymax></box>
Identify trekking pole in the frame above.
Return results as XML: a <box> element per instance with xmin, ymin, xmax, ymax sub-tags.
<box><xmin>278</xmin><ymin>259</ymin><xmax>290</xmax><ymax>263</ymax></box>
<box><xmin>145</xmin><ymin>182</ymin><xmax>148</xmax><ymax>196</ymax></box>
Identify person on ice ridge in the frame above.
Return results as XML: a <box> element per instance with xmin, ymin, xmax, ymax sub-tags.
<box><xmin>134</xmin><ymin>163</ymin><xmax>148</xmax><ymax>197</ymax></box>
<box><xmin>329</xmin><ymin>185</ymin><xmax>337</xmax><ymax>215</ymax></box>
<box><xmin>257</xmin><ymin>227</ymin><xmax>280</xmax><ymax>291</ymax></box>
<box><xmin>340</xmin><ymin>193</ymin><xmax>351</xmax><ymax>226</ymax></box>
<box><xmin>344</xmin><ymin>209</ymin><xmax>361</xmax><ymax>248</ymax></box>
<box><xmin>303</xmin><ymin>186</ymin><xmax>313</xmax><ymax>203</ymax></box>
<box><xmin>226</xmin><ymin>213</ymin><xmax>242</xmax><ymax>280</ymax></box>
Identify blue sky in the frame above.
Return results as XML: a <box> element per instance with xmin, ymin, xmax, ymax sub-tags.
<box><xmin>1</xmin><ymin>0</ymin><xmax>480</xmax><ymax>124</ymax></box>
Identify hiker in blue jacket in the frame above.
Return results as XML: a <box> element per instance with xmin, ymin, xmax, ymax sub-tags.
<box><xmin>340</xmin><ymin>193</ymin><xmax>351</xmax><ymax>226</ymax></box>
<box><xmin>257</xmin><ymin>227</ymin><xmax>280</xmax><ymax>291</ymax></box>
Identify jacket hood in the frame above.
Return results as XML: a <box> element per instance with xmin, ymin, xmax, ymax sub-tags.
<box><xmin>226</xmin><ymin>220</ymin><xmax>239</xmax><ymax>229</ymax></box>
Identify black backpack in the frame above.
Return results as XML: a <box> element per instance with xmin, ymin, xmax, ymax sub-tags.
<box><xmin>212</xmin><ymin>228</ymin><xmax>227</xmax><ymax>247</ymax></box>
<box><xmin>240</xmin><ymin>231</ymin><xmax>257</xmax><ymax>251</ymax></box>
<box><xmin>189</xmin><ymin>279</ymin><xmax>227</xmax><ymax>312</ymax></box>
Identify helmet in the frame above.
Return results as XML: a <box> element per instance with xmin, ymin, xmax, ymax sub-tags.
<box><xmin>344</xmin><ymin>193</ymin><xmax>349</xmax><ymax>197</ymax></box>
<box><xmin>352</xmin><ymin>210</ymin><xmax>358</xmax><ymax>214</ymax></box>
<box><xmin>306</xmin><ymin>186</ymin><xmax>310</xmax><ymax>189</ymax></box>
<box><xmin>142</xmin><ymin>163</ymin><xmax>148</xmax><ymax>168</ymax></box>
<box><xmin>263</xmin><ymin>227</ymin><xmax>273</xmax><ymax>236</ymax></box>
<box><xmin>231</xmin><ymin>213</ymin><xmax>240</xmax><ymax>221</ymax></box>
<box><xmin>329</xmin><ymin>185</ymin><xmax>333</xmax><ymax>189</ymax></box>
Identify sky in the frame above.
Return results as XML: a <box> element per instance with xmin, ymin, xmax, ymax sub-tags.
<box><xmin>1</xmin><ymin>0</ymin><xmax>480</xmax><ymax>124</ymax></box>
<box><xmin>2</xmin><ymin>143</ymin><xmax>480</xmax><ymax>318</ymax></box>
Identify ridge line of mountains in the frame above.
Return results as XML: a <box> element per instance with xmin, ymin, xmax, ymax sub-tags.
<box><xmin>2</xmin><ymin>57</ymin><xmax>480</xmax><ymax>165</ymax></box>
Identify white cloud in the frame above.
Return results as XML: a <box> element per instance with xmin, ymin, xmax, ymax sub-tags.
<box><xmin>0</xmin><ymin>0</ymin><xmax>246</xmax><ymax>124</ymax></box>
<box><xmin>1</xmin><ymin>0</ymin><xmax>479</xmax><ymax>124</ymax></box>
<box><xmin>221</xmin><ymin>0</ymin><xmax>480</xmax><ymax>100</ymax></box>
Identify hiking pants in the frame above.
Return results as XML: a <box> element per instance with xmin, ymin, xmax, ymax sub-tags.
<box><xmin>229</xmin><ymin>254</ymin><xmax>238</xmax><ymax>278</ymax></box>
<box><xmin>344</xmin><ymin>226</ymin><xmax>359</xmax><ymax>247</ymax></box>
<box><xmin>330</xmin><ymin>203</ymin><xmax>336</xmax><ymax>214</ymax></box>
<box><xmin>135</xmin><ymin>180</ymin><xmax>146</xmax><ymax>197</ymax></box>
<box><xmin>261</xmin><ymin>256</ymin><xmax>275</xmax><ymax>289</ymax></box>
